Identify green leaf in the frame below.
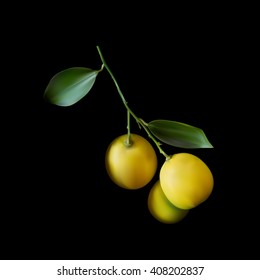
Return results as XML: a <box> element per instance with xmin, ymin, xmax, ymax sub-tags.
<box><xmin>43</xmin><ymin>67</ymin><xmax>99</xmax><ymax>106</ymax></box>
<box><xmin>148</xmin><ymin>119</ymin><xmax>213</xmax><ymax>148</ymax></box>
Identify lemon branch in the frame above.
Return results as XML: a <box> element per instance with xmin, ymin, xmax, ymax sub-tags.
<box><xmin>96</xmin><ymin>45</ymin><xmax>170</xmax><ymax>159</ymax></box>
<box><xmin>96</xmin><ymin>46</ymin><xmax>135</xmax><ymax>146</ymax></box>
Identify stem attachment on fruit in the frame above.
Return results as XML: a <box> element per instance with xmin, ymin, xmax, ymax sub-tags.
<box><xmin>125</xmin><ymin>109</ymin><xmax>132</xmax><ymax>147</ymax></box>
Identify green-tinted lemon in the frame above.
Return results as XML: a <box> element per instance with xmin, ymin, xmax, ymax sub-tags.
<box><xmin>148</xmin><ymin>180</ymin><xmax>189</xmax><ymax>223</ymax></box>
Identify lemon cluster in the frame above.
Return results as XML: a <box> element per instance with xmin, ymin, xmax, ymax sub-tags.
<box><xmin>105</xmin><ymin>133</ymin><xmax>214</xmax><ymax>224</ymax></box>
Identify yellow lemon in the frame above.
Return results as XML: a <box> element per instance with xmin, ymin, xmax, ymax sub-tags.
<box><xmin>148</xmin><ymin>180</ymin><xmax>189</xmax><ymax>224</ymax></box>
<box><xmin>160</xmin><ymin>153</ymin><xmax>214</xmax><ymax>209</ymax></box>
<box><xmin>105</xmin><ymin>134</ymin><xmax>157</xmax><ymax>189</ymax></box>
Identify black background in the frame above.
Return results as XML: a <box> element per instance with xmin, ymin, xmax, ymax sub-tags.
<box><xmin>1</xmin><ymin>4</ymin><xmax>258</xmax><ymax>260</ymax></box>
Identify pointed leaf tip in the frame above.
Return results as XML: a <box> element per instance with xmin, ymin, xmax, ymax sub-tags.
<box><xmin>148</xmin><ymin>119</ymin><xmax>213</xmax><ymax>149</ymax></box>
<box><xmin>44</xmin><ymin>67</ymin><xmax>99</xmax><ymax>106</ymax></box>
